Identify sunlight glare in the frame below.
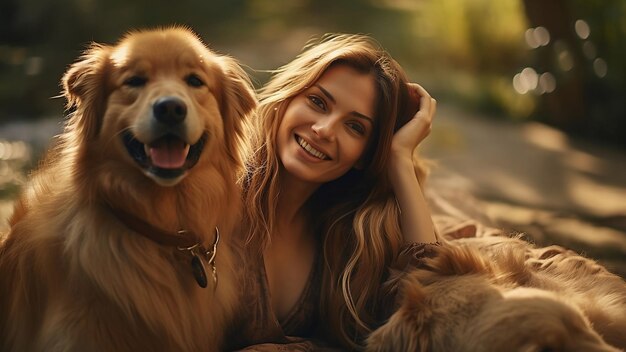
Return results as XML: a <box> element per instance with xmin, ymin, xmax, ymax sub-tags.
<box><xmin>522</xmin><ymin>122</ymin><xmax>569</xmax><ymax>152</ymax></box>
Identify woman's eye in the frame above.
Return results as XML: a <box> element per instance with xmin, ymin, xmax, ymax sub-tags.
<box><xmin>186</xmin><ymin>74</ymin><xmax>205</xmax><ymax>87</ymax></box>
<box><xmin>347</xmin><ymin>122</ymin><xmax>366</xmax><ymax>135</ymax></box>
<box><xmin>307</xmin><ymin>95</ymin><xmax>326</xmax><ymax>111</ymax></box>
<box><xmin>123</xmin><ymin>76</ymin><xmax>147</xmax><ymax>87</ymax></box>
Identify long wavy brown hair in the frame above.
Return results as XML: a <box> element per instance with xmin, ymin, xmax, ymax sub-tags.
<box><xmin>242</xmin><ymin>33</ymin><xmax>424</xmax><ymax>349</ymax></box>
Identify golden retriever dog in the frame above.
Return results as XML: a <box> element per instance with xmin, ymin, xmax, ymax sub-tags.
<box><xmin>367</xmin><ymin>238</ymin><xmax>626</xmax><ymax>352</ymax></box>
<box><xmin>0</xmin><ymin>27</ymin><xmax>255</xmax><ymax>351</ymax></box>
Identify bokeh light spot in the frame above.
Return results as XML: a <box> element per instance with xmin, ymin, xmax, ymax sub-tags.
<box><xmin>557</xmin><ymin>49</ymin><xmax>574</xmax><ymax>71</ymax></box>
<box><xmin>582</xmin><ymin>41</ymin><xmax>596</xmax><ymax>60</ymax></box>
<box><xmin>525</xmin><ymin>26</ymin><xmax>550</xmax><ymax>48</ymax></box>
<box><xmin>575</xmin><ymin>19</ymin><xmax>591</xmax><ymax>39</ymax></box>
<box><xmin>593</xmin><ymin>58</ymin><xmax>608</xmax><ymax>77</ymax></box>
<box><xmin>25</xmin><ymin>57</ymin><xmax>44</xmax><ymax>76</ymax></box>
<box><xmin>534</xmin><ymin>26</ymin><xmax>550</xmax><ymax>46</ymax></box>
<box><xmin>538</xmin><ymin>72</ymin><xmax>556</xmax><ymax>93</ymax></box>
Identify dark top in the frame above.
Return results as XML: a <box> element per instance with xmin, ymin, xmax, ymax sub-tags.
<box><xmin>225</xmin><ymin>237</ymin><xmax>440</xmax><ymax>352</ymax></box>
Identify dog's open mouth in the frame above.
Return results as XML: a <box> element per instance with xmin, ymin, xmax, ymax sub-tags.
<box><xmin>123</xmin><ymin>131</ymin><xmax>207</xmax><ymax>179</ymax></box>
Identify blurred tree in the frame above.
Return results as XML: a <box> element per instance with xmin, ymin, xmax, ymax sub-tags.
<box><xmin>522</xmin><ymin>0</ymin><xmax>587</xmax><ymax>125</ymax></box>
<box><xmin>521</xmin><ymin>0</ymin><xmax>626</xmax><ymax>146</ymax></box>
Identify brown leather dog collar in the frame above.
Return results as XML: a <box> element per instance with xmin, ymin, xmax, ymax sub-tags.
<box><xmin>109</xmin><ymin>206</ymin><xmax>219</xmax><ymax>289</ymax></box>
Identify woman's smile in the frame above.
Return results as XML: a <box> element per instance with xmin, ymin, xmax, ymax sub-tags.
<box><xmin>295</xmin><ymin>135</ymin><xmax>331</xmax><ymax>160</ymax></box>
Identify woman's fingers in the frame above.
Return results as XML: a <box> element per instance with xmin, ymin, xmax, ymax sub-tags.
<box><xmin>412</xmin><ymin>85</ymin><xmax>435</xmax><ymax>142</ymax></box>
<box><xmin>407</xmin><ymin>83</ymin><xmax>435</xmax><ymax>122</ymax></box>
<box><xmin>430</xmin><ymin>97</ymin><xmax>437</xmax><ymax>119</ymax></box>
<box><xmin>391</xmin><ymin>83</ymin><xmax>437</xmax><ymax>154</ymax></box>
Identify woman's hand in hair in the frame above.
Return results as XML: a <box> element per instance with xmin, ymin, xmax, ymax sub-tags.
<box><xmin>388</xmin><ymin>83</ymin><xmax>438</xmax><ymax>244</ymax></box>
<box><xmin>390</xmin><ymin>83</ymin><xmax>437</xmax><ymax>162</ymax></box>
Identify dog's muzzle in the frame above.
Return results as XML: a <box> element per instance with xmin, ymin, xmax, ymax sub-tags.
<box><xmin>123</xmin><ymin>131</ymin><xmax>207</xmax><ymax>181</ymax></box>
<box><xmin>122</xmin><ymin>96</ymin><xmax>207</xmax><ymax>182</ymax></box>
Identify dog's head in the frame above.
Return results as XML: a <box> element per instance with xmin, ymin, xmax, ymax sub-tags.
<box><xmin>62</xmin><ymin>27</ymin><xmax>256</xmax><ymax>187</ymax></box>
<box><xmin>366</xmin><ymin>244</ymin><xmax>620</xmax><ymax>352</ymax></box>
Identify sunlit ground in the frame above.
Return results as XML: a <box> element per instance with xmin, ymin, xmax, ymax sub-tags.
<box><xmin>423</xmin><ymin>104</ymin><xmax>626</xmax><ymax>277</ymax></box>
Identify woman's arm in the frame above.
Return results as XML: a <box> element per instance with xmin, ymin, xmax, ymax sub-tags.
<box><xmin>388</xmin><ymin>83</ymin><xmax>438</xmax><ymax>244</ymax></box>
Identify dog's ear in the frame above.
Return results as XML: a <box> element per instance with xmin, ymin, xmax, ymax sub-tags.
<box><xmin>215</xmin><ymin>55</ymin><xmax>257</xmax><ymax>161</ymax></box>
<box><xmin>217</xmin><ymin>56</ymin><xmax>256</xmax><ymax>121</ymax></box>
<box><xmin>366</xmin><ymin>272</ymin><xmax>431</xmax><ymax>352</ymax></box>
<box><xmin>62</xmin><ymin>43</ymin><xmax>111</xmax><ymax>141</ymax></box>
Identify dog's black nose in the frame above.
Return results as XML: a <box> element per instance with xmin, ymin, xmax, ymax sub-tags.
<box><xmin>153</xmin><ymin>97</ymin><xmax>187</xmax><ymax>125</ymax></box>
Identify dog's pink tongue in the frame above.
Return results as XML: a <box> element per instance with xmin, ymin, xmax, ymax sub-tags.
<box><xmin>149</xmin><ymin>138</ymin><xmax>189</xmax><ymax>169</ymax></box>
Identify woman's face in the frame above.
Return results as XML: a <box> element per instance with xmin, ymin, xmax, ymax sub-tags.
<box><xmin>277</xmin><ymin>64</ymin><xmax>377</xmax><ymax>186</ymax></box>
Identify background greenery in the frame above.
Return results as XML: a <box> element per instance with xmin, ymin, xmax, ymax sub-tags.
<box><xmin>1</xmin><ymin>0</ymin><xmax>625</xmax><ymax>147</ymax></box>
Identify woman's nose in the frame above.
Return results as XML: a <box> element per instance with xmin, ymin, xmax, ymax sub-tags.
<box><xmin>311</xmin><ymin>116</ymin><xmax>337</xmax><ymax>141</ymax></box>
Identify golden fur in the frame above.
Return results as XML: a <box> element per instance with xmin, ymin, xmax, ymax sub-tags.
<box><xmin>367</xmin><ymin>236</ymin><xmax>626</xmax><ymax>352</ymax></box>
<box><xmin>0</xmin><ymin>27</ymin><xmax>255</xmax><ymax>351</ymax></box>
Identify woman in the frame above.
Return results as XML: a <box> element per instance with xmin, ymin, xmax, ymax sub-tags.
<box><xmin>228</xmin><ymin>34</ymin><xmax>438</xmax><ymax>351</ymax></box>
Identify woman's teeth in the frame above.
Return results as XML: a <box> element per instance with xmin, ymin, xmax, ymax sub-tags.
<box><xmin>296</xmin><ymin>136</ymin><xmax>329</xmax><ymax>160</ymax></box>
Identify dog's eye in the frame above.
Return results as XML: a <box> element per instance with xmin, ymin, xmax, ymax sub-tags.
<box><xmin>124</xmin><ymin>76</ymin><xmax>148</xmax><ymax>87</ymax></box>
<box><xmin>186</xmin><ymin>74</ymin><xmax>205</xmax><ymax>88</ymax></box>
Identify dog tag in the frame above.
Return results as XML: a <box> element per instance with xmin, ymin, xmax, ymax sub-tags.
<box><xmin>210</xmin><ymin>262</ymin><xmax>218</xmax><ymax>289</ymax></box>
<box><xmin>191</xmin><ymin>253</ymin><xmax>208</xmax><ymax>288</ymax></box>
<box><xmin>206</xmin><ymin>249</ymin><xmax>218</xmax><ymax>289</ymax></box>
